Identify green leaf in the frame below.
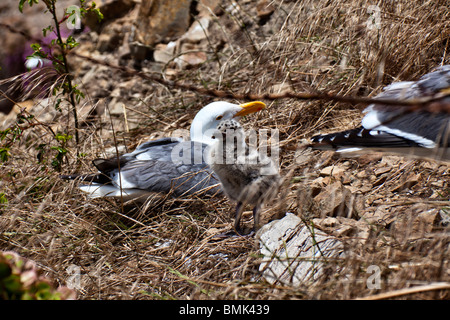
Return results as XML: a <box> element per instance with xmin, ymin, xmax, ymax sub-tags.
<box><xmin>93</xmin><ymin>8</ymin><xmax>104</xmax><ymax>22</ymax></box>
<box><xmin>0</xmin><ymin>128</ymin><xmax>11</xmax><ymax>141</ymax></box>
<box><xmin>18</xmin><ymin>0</ymin><xmax>26</xmax><ymax>13</ymax></box>
<box><xmin>30</xmin><ymin>43</ymin><xmax>41</xmax><ymax>52</ymax></box>
<box><xmin>0</xmin><ymin>147</ymin><xmax>10</xmax><ymax>162</ymax></box>
<box><xmin>50</xmin><ymin>146</ymin><xmax>66</xmax><ymax>154</ymax></box>
<box><xmin>19</xmin><ymin>0</ymin><xmax>39</xmax><ymax>13</ymax></box>
<box><xmin>54</xmin><ymin>133</ymin><xmax>73</xmax><ymax>143</ymax></box>
<box><xmin>29</xmin><ymin>0</ymin><xmax>39</xmax><ymax>7</ymax></box>
<box><xmin>0</xmin><ymin>262</ymin><xmax>12</xmax><ymax>279</ymax></box>
<box><xmin>3</xmin><ymin>274</ymin><xmax>23</xmax><ymax>294</ymax></box>
<box><xmin>42</xmin><ymin>25</ymin><xmax>54</xmax><ymax>37</ymax></box>
<box><xmin>0</xmin><ymin>192</ymin><xmax>8</xmax><ymax>204</ymax></box>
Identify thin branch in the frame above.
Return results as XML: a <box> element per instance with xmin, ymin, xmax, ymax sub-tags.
<box><xmin>71</xmin><ymin>51</ymin><xmax>450</xmax><ymax>113</ymax></box>
<box><xmin>48</xmin><ymin>1</ymin><xmax>80</xmax><ymax>150</ymax></box>
<box><xmin>357</xmin><ymin>282</ymin><xmax>450</xmax><ymax>300</ymax></box>
<box><xmin>0</xmin><ymin>21</ymin><xmax>448</xmax><ymax>113</ymax></box>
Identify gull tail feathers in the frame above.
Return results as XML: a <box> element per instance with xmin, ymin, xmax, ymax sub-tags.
<box><xmin>78</xmin><ymin>184</ymin><xmax>150</xmax><ymax>199</ymax></box>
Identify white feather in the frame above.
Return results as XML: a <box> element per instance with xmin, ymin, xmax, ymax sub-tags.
<box><xmin>370</xmin><ymin>126</ymin><xmax>436</xmax><ymax>148</ymax></box>
<box><xmin>78</xmin><ymin>184</ymin><xmax>150</xmax><ymax>199</ymax></box>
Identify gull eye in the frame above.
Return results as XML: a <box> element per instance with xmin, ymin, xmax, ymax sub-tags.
<box><xmin>211</xmin><ymin>135</ymin><xmax>216</xmax><ymax>139</ymax></box>
<box><xmin>215</xmin><ymin>115</ymin><xmax>223</xmax><ymax>120</ymax></box>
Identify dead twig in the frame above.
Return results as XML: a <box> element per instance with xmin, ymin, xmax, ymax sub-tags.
<box><xmin>357</xmin><ymin>282</ymin><xmax>450</xmax><ymax>300</ymax></box>
<box><xmin>71</xmin><ymin>51</ymin><xmax>450</xmax><ymax>112</ymax></box>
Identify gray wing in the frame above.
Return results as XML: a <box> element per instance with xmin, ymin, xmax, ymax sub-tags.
<box><xmin>117</xmin><ymin>159</ymin><xmax>221</xmax><ymax>197</ymax></box>
<box><xmin>92</xmin><ymin>137</ymin><xmax>184</xmax><ymax>173</ymax></box>
<box><xmin>416</xmin><ymin>65</ymin><xmax>450</xmax><ymax>94</ymax></box>
<box><xmin>94</xmin><ymin>138</ymin><xmax>222</xmax><ymax>197</ymax></box>
<box><xmin>124</xmin><ymin>137</ymin><xmax>185</xmax><ymax>162</ymax></box>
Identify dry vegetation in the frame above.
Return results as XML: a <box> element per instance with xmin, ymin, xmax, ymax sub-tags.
<box><xmin>0</xmin><ymin>0</ymin><xmax>449</xmax><ymax>300</ymax></box>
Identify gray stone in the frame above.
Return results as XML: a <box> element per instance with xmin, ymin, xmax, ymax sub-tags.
<box><xmin>257</xmin><ymin>213</ymin><xmax>345</xmax><ymax>286</ymax></box>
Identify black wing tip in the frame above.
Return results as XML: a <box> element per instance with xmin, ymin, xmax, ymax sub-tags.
<box><xmin>92</xmin><ymin>158</ymin><xmax>107</xmax><ymax>170</ymax></box>
<box><xmin>59</xmin><ymin>173</ymin><xmax>112</xmax><ymax>184</ymax></box>
<box><xmin>92</xmin><ymin>158</ymin><xmax>127</xmax><ymax>173</ymax></box>
<box><xmin>311</xmin><ymin>127</ymin><xmax>365</xmax><ymax>147</ymax></box>
<box><xmin>59</xmin><ymin>174</ymin><xmax>79</xmax><ymax>180</ymax></box>
<box><xmin>310</xmin><ymin>126</ymin><xmax>426</xmax><ymax>150</ymax></box>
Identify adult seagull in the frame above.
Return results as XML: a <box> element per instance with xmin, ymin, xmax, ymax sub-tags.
<box><xmin>61</xmin><ymin>101</ymin><xmax>266</xmax><ymax>198</ymax></box>
<box><xmin>311</xmin><ymin>65</ymin><xmax>450</xmax><ymax>161</ymax></box>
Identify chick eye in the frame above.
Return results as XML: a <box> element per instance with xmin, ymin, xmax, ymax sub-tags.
<box><xmin>215</xmin><ymin>115</ymin><xmax>223</xmax><ymax>120</ymax></box>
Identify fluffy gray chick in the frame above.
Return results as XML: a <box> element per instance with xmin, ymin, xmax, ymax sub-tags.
<box><xmin>208</xmin><ymin>119</ymin><xmax>281</xmax><ymax>235</ymax></box>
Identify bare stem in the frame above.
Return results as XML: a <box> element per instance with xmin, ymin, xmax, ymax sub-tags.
<box><xmin>48</xmin><ymin>0</ymin><xmax>80</xmax><ymax>152</ymax></box>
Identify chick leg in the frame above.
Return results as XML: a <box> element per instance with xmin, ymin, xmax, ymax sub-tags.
<box><xmin>233</xmin><ymin>201</ymin><xmax>245</xmax><ymax>235</ymax></box>
<box><xmin>252</xmin><ymin>203</ymin><xmax>262</xmax><ymax>232</ymax></box>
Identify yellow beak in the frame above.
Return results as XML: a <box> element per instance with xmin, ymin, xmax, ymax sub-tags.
<box><xmin>233</xmin><ymin>101</ymin><xmax>266</xmax><ymax>117</ymax></box>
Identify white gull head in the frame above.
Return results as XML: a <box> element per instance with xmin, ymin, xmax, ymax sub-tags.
<box><xmin>189</xmin><ymin>101</ymin><xmax>265</xmax><ymax>145</ymax></box>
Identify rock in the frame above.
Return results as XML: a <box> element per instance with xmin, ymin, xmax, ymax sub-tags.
<box><xmin>153</xmin><ymin>41</ymin><xmax>177</xmax><ymax>64</ymax></box>
<box><xmin>175</xmin><ymin>45</ymin><xmax>208</xmax><ymax>68</ymax></box>
<box><xmin>256</xmin><ymin>0</ymin><xmax>275</xmax><ymax>19</ymax></box>
<box><xmin>104</xmin><ymin>145</ymin><xmax>127</xmax><ymax>158</ymax></box>
<box><xmin>97</xmin><ymin>33</ymin><xmax>113</xmax><ymax>52</ymax></box>
<box><xmin>152</xmin><ymin>14</ymin><xmax>212</xmax><ymax>67</ymax></box>
<box><xmin>390</xmin><ymin>173</ymin><xmax>421</xmax><ymax>192</ymax></box>
<box><xmin>314</xmin><ymin>150</ymin><xmax>335</xmax><ymax>168</ymax></box>
<box><xmin>154</xmin><ymin>41</ymin><xmax>208</xmax><ymax>69</ymax></box>
<box><xmin>137</xmin><ymin>0</ymin><xmax>193</xmax><ymax>46</ymax></box>
<box><xmin>319</xmin><ymin>165</ymin><xmax>347</xmax><ymax>177</ymax></box>
<box><xmin>271</xmin><ymin>82</ymin><xmax>291</xmax><ymax>94</ymax></box>
<box><xmin>356</xmin><ymin>153</ymin><xmax>383</xmax><ymax>165</ymax></box>
<box><xmin>96</xmin><ymin>22</ymin><xmax>123</xmax><ymax>52</ymax></box>
<box><xmin>414</xmin><ymin>208</ymin><xmax>440</xmax><ymax>233</ymax></box>
<box><xmin>129</xmin><ymin>41</ymin><xmax>152</xmax><ymax>61</ymax></box>
<box><xmin>294</xmin><ymin>147</ymin><xmax>315</xmax><ymax>166</ymax></box>
<box><xmin>0</xmin><ymin>100</ymin><xmax>34</xmax><ymax>129</ymax></box>
<box><xmin>312</xmin><ymin>217</ymin><xmax>355</xmax><ymax>237</ymax></box>
<box><xmin>294</xmin><ymin>184</ymin><xmax>320</xmax><ymax>220</ymax></box>
<box><xmin>356</xmin><ymin>170</ymin><xmax>368</xmax><ymax>179</ymax></box>
<box><xmin>390</xmin><ymin>204</ymin><xmax>440</xmax><ymax>239</ymax></box>
<box><xmin>84</xmin><ymin>0</ymin><xmax>136</xmax><ymax>32</ymax></box>
<box><xmin>180</xmin><ymin>17</ymin><xmax>211</xmax><ymax>43</ymax></box>
<box><xmin>379</xmin><ymin>155</ymin><xmax>402</xmax><ymax>168</ymax></box>
<box><xmin>146</xmin><ymin>5</ymin><xmax>212</xmax><ymax>68</ymax></box>
<box><xmin>313</xmin><ymin>181</ymin><xmax>363</xmax><ymax>219</ymax></box>
<box><xmin>360</xmin><ymin>205</ymin><xmax>396</xmax><ymax>227</ymax></box>
<box><xmin>116</xmin><ymin>25</ymin><xmax>133</xmax><ymax>62</ymax></box>
<box><xmin>196</xmin><ymin>0</ymin><xmax>221</xmax><ymax>16</ymax></box>
<box><xmin>374</xmin><ymin>166</ymin><xmax>391</xmax><ymax>176</ymax></box>
<box><xmin>430</xmin><ymin>180</ymin><xmax>444</xmax><ymax>188</ymax></box>
<box><xmin>439</xmin><ymin>208</ymin><xmax>450</xmax><ymax>225</ymax></box>
<box><xmin>257</xmin><ymin>213</ymin><xmax>345</xmax><ymax>286</ymax></box>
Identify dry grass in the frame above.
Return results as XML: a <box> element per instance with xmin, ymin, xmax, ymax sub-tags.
<box><xmin>0</xmin><ymin>0</ymin><xmax>449</xmax><ymax>300</ymax></box>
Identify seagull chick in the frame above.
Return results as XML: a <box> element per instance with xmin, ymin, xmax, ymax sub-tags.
<box><xmin>208</xmin><ymin>119</ymin><xmax>280</xmax><ymax>235</ymax></box>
